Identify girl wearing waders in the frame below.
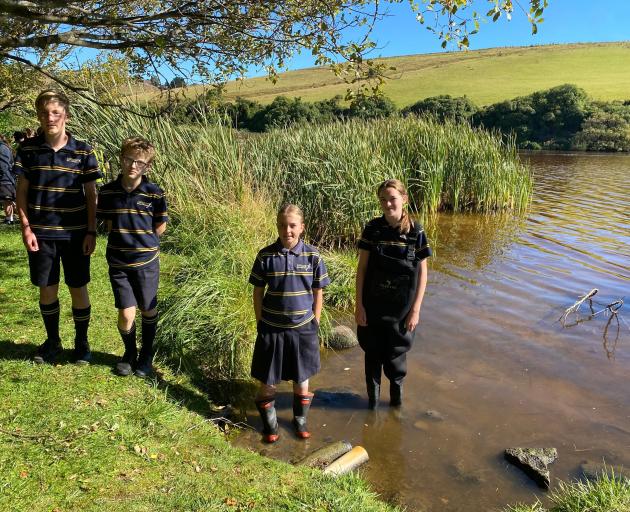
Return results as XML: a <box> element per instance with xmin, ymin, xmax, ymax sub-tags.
<box><xmin>249</xmin><ymin>204</ymin><xmax>330</xmax><ymax>442</ymax></box>
<box><xmin>355</xmin><ymin>179</ymin><xmax>431</xmax><ymax>409</ymax></box>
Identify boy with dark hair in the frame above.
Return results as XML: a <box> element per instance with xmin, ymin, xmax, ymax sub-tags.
<box><xmin>15</xmin><ymin>90</ymin><xmax>101</xmax><ymax>364</ymax></box>
<box><xmin>97</xmin><ymin>137</ymin><xmax>168</xmax><ymax>377</ymax></box>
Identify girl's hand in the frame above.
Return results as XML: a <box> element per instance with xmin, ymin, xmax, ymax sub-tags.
<box><xmin>405</xmin><ymin>308</ymin><xmax>421</xmax><ymax>332</ymax></box>
<box><xmin>355</xmin><ymin>304</ymin><xmax>368</xmax><ymax>327</ymax></box>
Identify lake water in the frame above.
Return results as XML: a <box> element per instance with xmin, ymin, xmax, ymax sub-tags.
<box><xmin>234</xmin><ymin>152</ymin><xmax>630</xmax><ymax>511</ymax></box>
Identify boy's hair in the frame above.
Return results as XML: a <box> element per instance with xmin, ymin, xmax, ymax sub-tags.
<box><xmin>35</xmin><ymin>90</ymin><xmax>71</xmax><ymax>115</ymax></box>
<box><xmin>120</xmin><ymin>136</ymin><xmax>156</xmax><ymax>163</ymax></box>
<box><xmin>377</xmin><ymin>179</ymin><xmax>413</xmax><ymax>234</ymax></box>
<box><xmin>277</xmin><ymin>203</ymin><xmax>304</xmax><ymax>223</ymax></box>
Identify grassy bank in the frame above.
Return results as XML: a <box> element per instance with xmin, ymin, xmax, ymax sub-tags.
<box><xmin>505</xmin><ymin>471</ymin><xmax>630</xmax><ymax>512</ymax></box>
<box><xmin>0</xmin><ymin>228</ymin><xmax>395</xmax><ymax>511</ymax></box>
<box><xmin>135</xmin><ymin>43</ymin><xmax>630</xmax><ymax>107</ymax></box>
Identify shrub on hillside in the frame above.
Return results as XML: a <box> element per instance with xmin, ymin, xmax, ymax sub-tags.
<box><xmin>224</xmin><ymin>97</ymin><xmax>264</xmax><ymax>130</ymax></box>
<box><xmin>475</xmin><ymin>84</ymin><xmax>589</xmax><ymax>148</ymax></box>
<box><xmin>573</xmin><ymin>110</ymin><xmax>630</xmax><ymax>151</ymax></box>
<box><xmin>346</xmin><ymin>94</ymin><xmax>397</xmax><ymax>120</ymax></box>
<box><xmin>249</xmin><ymin>96</ymin><xmax>324</xmax><ymax>132</ymax></box>
<box><xmin>402</xmin><ymin>95</ymin><xmax>477</xmax><ymax>122</ymax></box>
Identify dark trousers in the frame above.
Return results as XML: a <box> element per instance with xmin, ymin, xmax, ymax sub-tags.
<box><xmin>364</xmin><ymin>350</ymin><xmax>407</xmax><ymax>388</ymax></box>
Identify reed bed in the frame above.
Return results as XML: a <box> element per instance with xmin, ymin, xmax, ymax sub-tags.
<box><xmin>73</xmin><ymin>104</ymin><xmax>531</xmax><ymax>379</ymax></box>
<box><xmin>246</xmin><ymin>116</ymin><xmax>531</xmax><ymax>245</ymax></box>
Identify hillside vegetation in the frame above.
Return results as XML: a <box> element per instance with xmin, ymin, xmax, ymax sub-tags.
<box><xmin>139</xmin><ymin>42</ymin><xmax>630</xmax><ymax>107</ymax></box>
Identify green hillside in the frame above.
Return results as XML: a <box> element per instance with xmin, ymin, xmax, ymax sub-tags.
<box><xmin>170</xmin><ymin>42</ymin><xmax>630</xmax><ymax>107</ymax></box>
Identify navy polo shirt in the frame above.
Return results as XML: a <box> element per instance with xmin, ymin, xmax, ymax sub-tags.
<box><xmin>96</xmin><ymin>175</ymin><xmax>168</xmax><ymax>269</ymax></box>
<box><xmin>0</xmin><ymin>141</ymin><xmax>14</xmax><ymax>189</ymax></box>
<box><xmin>249</xmin><ymin>239</ymin><xmax>330</xmax><ymax>329</ymax></box>
<box><xmin>13</xmin><ymin>133</ymin><xmax>101</xmax><ymax>240</ymax></box>
<box><xmin>358</xmin><ymin>216</ymin><xmax>432</xmax><ymax>261</ymax></box>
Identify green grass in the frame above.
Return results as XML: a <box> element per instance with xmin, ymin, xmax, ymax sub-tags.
<box><xmin>505</xmin><ymin>470</ymin><xmax>630</xmax><ymax>512</ymax></box>
<box><xmin>138</xmin><ymin>42</ymin><xmax>630</xmax><ymax>107</ymax></box>
<box><xmin>0</xmin><ymin>228</ymin><xmax>396</xmax><ymax>511</ymax></box>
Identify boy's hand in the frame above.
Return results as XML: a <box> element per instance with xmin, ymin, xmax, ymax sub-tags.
<box><xmin>83</xmin><ymin>233</ymin><xmax>96</xmax><ymax>255</ymax></box>
<box><xmin>355</xmin><ymin>304</ymin><xmax>368</xmax><ymax>327</ymax></box>
<box><xmin>22</xmin><ymin>227</ymin><xmax>39</xmax><ymax>252</ymax></box>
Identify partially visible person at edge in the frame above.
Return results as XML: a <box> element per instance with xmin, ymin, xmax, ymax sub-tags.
<box><xmin>13</xmin><ymin>131</ymin><xmax>25</xmax><ymax>145</ymax></box>
<box><xmin>15</xmin><ymin>90</ymin><xmax>101</xmax><ymax>364</ymax></box>
<box><xmin>0</xmin><ymin>134</ymin><xmax>16</xmax><ymax>224</ymax></box>
<box><xmin>96</xmin><ymin>137</ymin><xmax>168</xmax><ymax>378</ymax></box>
<box><xmin>249</xmin><ymin>204</ymin><xmax>330</xmax><ymax>443</ymax></box>
<box><xmin>355</xmin><ymin>179</ymin><xmax>431</xmax><ymax>409</ymax></box>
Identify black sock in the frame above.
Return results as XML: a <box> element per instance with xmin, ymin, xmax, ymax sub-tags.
<box><xmin>40</xmin><ymin>301</ymin><xmax>61</xmax><ymax>344</ymax></box>
<box><xmin>141</xmin><ymin>313</ymin><xmax>158</xmax><ymax>356</ymax></box>
<box><xmin>118</xmin><ymin>323</ymin><xmax>137</xmax><ymax>360</ymax></box>
<box><xmin>72</xmin><ymin>305</ymin><xmax>91</xmax><ymax>344</ymax></box>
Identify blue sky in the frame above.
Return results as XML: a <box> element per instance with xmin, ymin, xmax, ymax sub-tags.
<box><xmin>278</xmin><ymin>0</ymin><xmax>630</xmax><ymax>73</ymax></box>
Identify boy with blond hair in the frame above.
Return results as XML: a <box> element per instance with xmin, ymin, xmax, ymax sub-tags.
<box><xmin>15</xmin><ymin>90</ymin><xmax>100</xmax><ymax>364</ymax></box>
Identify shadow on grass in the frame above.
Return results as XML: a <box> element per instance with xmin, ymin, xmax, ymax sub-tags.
<box><xmin>0</xmin><ymin>338</ymin><xmax>120</xmax><ymax>366</ymax></box>
<box><xmin>0</xmin><ymin>338</ymin><xmax>234</xmax><ymax>422</ymax></box>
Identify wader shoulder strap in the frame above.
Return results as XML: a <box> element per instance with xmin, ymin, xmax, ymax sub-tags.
<box><xmin>406</xmin><ymin>224</ymin><xmax>421</xmax><ymax>261</ymax></box>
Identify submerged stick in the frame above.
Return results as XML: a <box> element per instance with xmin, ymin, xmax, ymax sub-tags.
<box><xmin>323</xmin><ymin>446</ymin><xmax>369</xmax><ymax>476</ymax></box>
<box><xmin>296</xmin><ymin>440</ymin><xmax>353</xmax><ymax>469</ymax></box>
<box><xmin>559</xmin><ymin>288</ymin><xmax>598</xmax><ymax>325</ymax></box>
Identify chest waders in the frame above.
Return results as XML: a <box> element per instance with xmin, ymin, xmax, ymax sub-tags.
<box><xmin>357</xmin><ymin>225</ymin><xmax>420</xmax><ymax>408</ymax></box>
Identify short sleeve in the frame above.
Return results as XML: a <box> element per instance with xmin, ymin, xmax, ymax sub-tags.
<box><xmin>414</xmin><ymin>225</ymin><xmax>432</xmax><ymax>261</ymax></box>
<box><xmin>80</xmin><ymin>149</ymin><xmax>102</xmax><ymax>183</ymax></box>
<box><xmin>13</xmin><ymin>147</ymin><xmax>27</xmax><ymax>179</ymax></box>
<box><xmin>357</xmin><ymin>222</ymin><xmax>376</xmax><ymax>251</ymax></box>
<box><xmin>312</xmin><ymin>255</ymin><xmax>330</xmax><ymax>289</ymax></box>
<box><xmin>153</xmin><ymin>192</ymin><xmax>168</xmax><ymax>224</ymax></box>
<box><xmin>249</xmin><ymin>254</ymin><xmax>267</xmax><ymax>287</ymax></box>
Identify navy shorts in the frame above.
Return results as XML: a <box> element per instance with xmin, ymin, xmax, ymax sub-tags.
<box><xmin>28</xmin><ymin>238</ymin><xmax>90</xmax><ymax>288</ymax></box>
<box><xmin>109</xmin><ymin>261</ymin><xmax>159</xmax><ymax>311</ymax></box>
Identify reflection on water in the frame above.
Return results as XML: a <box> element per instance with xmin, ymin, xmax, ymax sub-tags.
<box><xmin>234</xmin><ymin>152</ymin><xmax>630</xmax><ymax>511</ymax></box>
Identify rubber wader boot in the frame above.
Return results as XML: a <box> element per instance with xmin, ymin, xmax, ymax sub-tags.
<box><xmin>390</xmin><ymin>381</ymin><xmax>403</xmax><ymax>407</ymax></box>
<box><xmin>116</xmin><ymin>340</ymin><xmax>138</xmax><ymax>377</ymax></box>
<box><xmin>292</xmin><ymin>393</ymin><xmax>314</xmax><ymax>439</ymax></box>
<box><xmin>367</xmin><ymin>381</ymin><xmax>381</xmax><ymax>410</ymax></box>
<box><xmin>255</xmin><ymin>397</ymin><xmax>279</xmax><ymax>443</ymax></box>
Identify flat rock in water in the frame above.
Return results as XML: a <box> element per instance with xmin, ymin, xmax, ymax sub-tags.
<box><xmin>581</xmin><ymin>460</ymin><xmax>630</xmax><ymax>481</ymax></box>
<box><xmin>413</xmin><ymin>420</ymin><xmax>430</xmax><ymax>431</ymax></box>
<box><xmin>425</xmin><ymin>409</ymin><xmax>445</xmax><ymax>421</ymax></box>
<box><xmin>505</xmin><ymin>447</ymin><xmax>558</xmax><ymax>489</ymax></box>
<box><xmin>315</xmin><ymin>387</ymin><xmax>362</xmax><ymax>406</ymax></box>
<box><xmin>326</xmin><ymin>325</ymin><xmax>358</xmax><ymax>350</ymax></box>
<box><xmin>448</xmin><ymin>460</ymin><xmax>486</xmax><ymax>484</ymax></box>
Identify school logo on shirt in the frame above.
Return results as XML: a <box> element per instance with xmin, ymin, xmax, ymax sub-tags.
<box><xmin>137</xmin><ymin>201</ymin><xmax>152</xmax><ymax>208</ymax></box>
<box><xmin>66</xmin><ymin>157</ymin><xmax>82</xmax><ymax>164</ymax></box>
<box><xmin>296</xmin><ymin>263</ymin><xmax>312</xmax><ymax>271</ymax></box>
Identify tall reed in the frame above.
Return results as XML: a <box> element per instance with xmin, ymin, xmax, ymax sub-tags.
<box><xmin>245</xmin><ymin>115</ymin><xmax>532</xmax><ymax>245</ymax></box>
